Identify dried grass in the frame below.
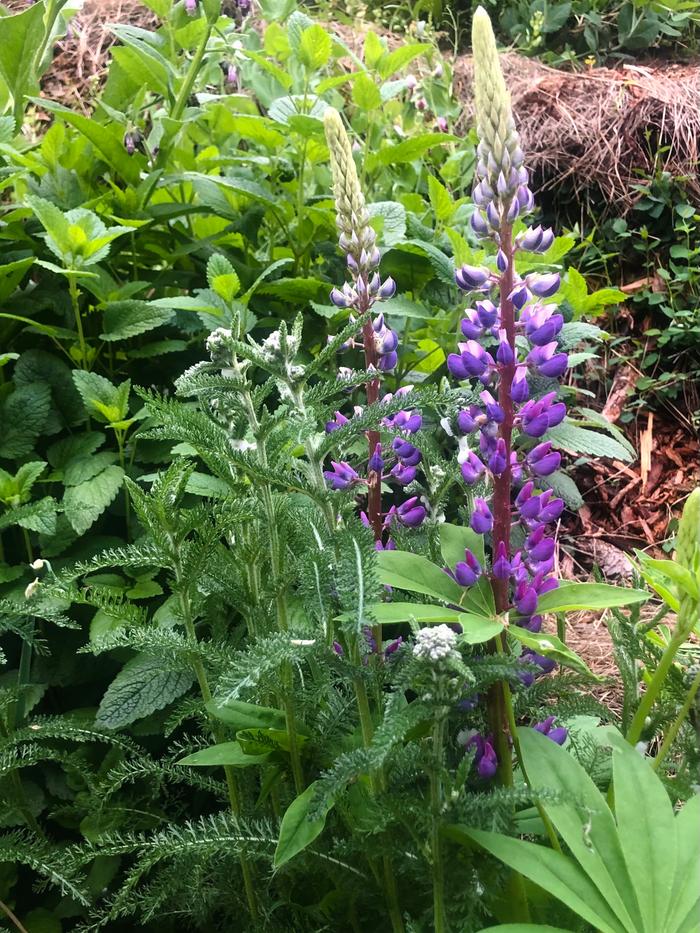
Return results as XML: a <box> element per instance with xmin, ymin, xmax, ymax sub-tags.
<box><xmin>454</xmin><ymin>52</ymin><xmax>700</xmax><ymax>211</ymax></box>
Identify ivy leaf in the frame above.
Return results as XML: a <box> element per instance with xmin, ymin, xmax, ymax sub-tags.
<box><xmin>63</xmin><ymin>465</ymin><xmax>124</xmax><ymax>535</ymax></box>
<box><xmin>274</xmin><ymin>781</ymin><xmax>335</xmax><ymax>868</ymax></box>
<box><xmin>100</xmin><ymin>300</ymin><xmax>174</xmax><ymax>341</ymax></box>
<box><xmin>96</xmin><ymin>653</ymin><xmax>194</xmax><ymax>729</ymax></box>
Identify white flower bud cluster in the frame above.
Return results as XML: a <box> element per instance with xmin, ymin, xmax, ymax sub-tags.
<box><xmin>412</xmin><ymin>624</ymin><xmax>458</xmax><ymax>663</ymax></box>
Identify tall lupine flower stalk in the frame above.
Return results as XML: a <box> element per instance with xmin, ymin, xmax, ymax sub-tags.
<box><xmin>448</xmin><ymin>8</ymin><xmax>567</xmax><ymax>782</ymax></box>
<box><xmin>323</xmin><ymin>109</ymin><xmax>426</xmax><ymax>551</ymax></box>
<box><xmin>323</xmin><ymin>107</ymin><xmax>406</xmax><ymax>933</ymax></box>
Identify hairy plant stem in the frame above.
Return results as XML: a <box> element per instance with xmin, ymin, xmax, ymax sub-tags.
<box><xmin>170</xmin><ymin>22</ymin><xmax>213</xmax><ymax>124</ymax></box>
<box><xmin>653</xmin><ymin>669</ymin><xmax>700</xmax><ymax>771</ymax></box>
<box><xmin>430</xmin><ymin>713</ymin><xmax>448</xmax><ymax>933</ymax></box>
<box><xmin>173</xmin><ymin>564</ymin><xmax>258</xmax><ymax>921</ymax></box>
<box><xmin>487</xmin><ymin>222</ymin><xmax>516</xmax><ymax>786</ymax></box>
<box><xmin>68</xmin><ymin>274</ymin><xmax>88</xmax><ymax>371</ymax></box>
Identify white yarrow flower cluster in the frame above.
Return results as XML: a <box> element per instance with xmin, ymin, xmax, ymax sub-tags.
<box><xmin>412</xmin><ymin>624</ymin><xmax>458</xmax><ymax>662</ymax></box>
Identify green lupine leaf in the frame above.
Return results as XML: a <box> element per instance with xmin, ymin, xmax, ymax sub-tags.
<box><xmin>274</xmin><ymin>781</ymin><xmax>334</xmax><ymax>868</ymax></box>
<box><xmin>536</xmin><ymin>582</ymin><xmax>649</xmax><ymax>613</ymax></box>
<box><xmin>546</xmin><ymin>422</ymin><xmax>636</xmax><ymax>463</ymax></box>
<box><xmin>206</xmin><ymin>699</ymin><xmax>287</xmax><ymax>732</ymax></box>
<box><xmin>510</xmin><ymin>628</ymin><xmax>596</xmax><ymax>678</ymax></box>
<box><xmin>177</xmin><ymin>741</ymin><xmax>270</xmax><ymax>767</ymax></box>
<box><xmin>375</xmin><ymin>550</ymin><xmax>464</xmax><ymax>604</ymax></box>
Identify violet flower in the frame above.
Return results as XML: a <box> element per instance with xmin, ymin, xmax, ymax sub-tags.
<box><xmin>533</xmin><ymin>715</ymin><xmax>568</xmax><ymax>745</ymax></box>
<box><xmin>324</xmin><ymin>109</ymin><xmax>427</xmax><ymax>545</ymax></box>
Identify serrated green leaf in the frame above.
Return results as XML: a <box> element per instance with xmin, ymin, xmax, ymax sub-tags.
<box><xmin>100</xmin><ymin>300</ymin><xmax>174</xmax><ymax>341</ymax></box>
<box><xmin>547</xmin><ymin>422</ymin><xmax>636</xmax><ymax>463</ymax></box>
<box><xmin>63</xmin><ymin>465</ymin><xmax>124</xmax><ymax>535</ymax></box>
<box><xmin>367</xmin><ymin>133</ymin><xmax>456</xmax><ymax>170</ymax></box>
<box><xmin>72</xmin><ymin>371</ymin><xmax>130</xmax><ymax>424</ymax></box>
<box><xmin>96</xmin><ymin>653</ymin><xmax>194</xmax><ymax>729</ymax></box>
<box><xmin>377</xmin><ymin>43</ymin><xmax>430</xmax><ymax>79</ymax></box>
<box><xmin>367</xmin><ymin>201</ymin><xmax>406</xmax><ymax>246</ymax></box>
<box><xmin>0</xmin><ymin>383</ymin><xmax>51</xmax><ymax>458</ymax></box>
<box><xmin>298</xmin><ymin>24</ymin><xmax>332</xmax><ymax>70</ymax></box>
<box><xmin>0</xmin><ymin>496</ymin><xmax>57</xmax><ymax>536</ymax></box>
<box><xmin>542</xmin><ymin>470</ymin><xmax>583</xmax><ymax>510</ymax></box>
<box><xmin>47</xmin><ymin>431</ymin><xmax>105</xmax><ymax>470</ymax></box>
<box><xmin>428</xmin><ymin>174</ymin><xmax>454</xmax><ymax>222</ymax></box>
<box><xmin>63</xmin><ymin>452</ymin><xmax>118</xmax><ymax>487</ymax></box>
<box><xmin>352</xmin><ymin>73</ymin><xmax>381</xmax><ymax>110</ymax></box>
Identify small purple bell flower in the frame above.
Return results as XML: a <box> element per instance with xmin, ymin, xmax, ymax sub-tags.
<box><xmin>324</xmin><ymin>461</ymin><xmax>360</xmax><ymax>490</ymax></box>
<box><xmin>455</xmin><ymin>264</ymin><xmax>491</xmax><ymax>291</ymax></box>
<box><xmin>492</xmin><ymin>541</ymin><xmax>511</xmax><ymax>580</ymax></box>
<box><xmin>527</xmin><ymin>441</ymin><xmax>561</xmax><ymax>477</ymax></box>
<box><xmin>454</xmin><ymin>548</ymin><xmax>482</xmax><ymax>587</ymax></box>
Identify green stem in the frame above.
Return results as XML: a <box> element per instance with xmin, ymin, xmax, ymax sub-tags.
<box><xmin>0</xmin><ymin>895</ymin><xmax>30</xmax><ymax>933</ymax></box>
<box><xmin>115</xmin><ymin>429</ymin><xmax>131</xmax><ymax>540</ymax></box>
<box><xmin>170</xmin><ymin>22</ymin><xmax>213</xmax><ymax>124</ymax></box>
<box><xmin>175</xmin><ymin>571</ymin><xmax>258</xmax><ymax>921</ymax></box>
<box><xmin>652</xmin><ymin>670</ymin><xmax>700</xmax><ymax>771</ymax></box>
<box><xmin>627</xmin><ymin>630</ymin><xmax>686</xmax><ymax>746</ymax></box>
<box><xmin>68</xmin><ymin>274</ymin><xmax>88</xmax><ymax>370</ymax></box>
<box><xmin>430</xmin><ymin>715</ymin><xmax>447</xmax><ymax>933</ymax></box>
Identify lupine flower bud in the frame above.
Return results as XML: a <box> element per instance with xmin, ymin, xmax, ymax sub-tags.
<box><xmin>492</xmin><ymin>540</ymin><xmax>511</xmax><ymax>579</ymax></box>
<box><xmin>471</xmin><ymin>497</ymin><xmax>493</xmax><ymax>534</ymax></box>
<box><xmin>391</xmin><ymin>463</ymin><xmax>417</xmax><ymax>485</ymax></box>
<box><xmin>455</xmin><ymin>264</ymin><xmax>491</xmax><ymax>291</ymax></box>
<box><xmin>368</xmin><ymin>443</ymin><xmax>384</xmax><ymax>473</ymax></box>
<box><xmin>325</xmin><ymin>411</ymin><xmax>349</xmax><ymax>433</ymax></box>
<box><xmin>463</xmin><ymin>732</ymin><xmax>498</xmax><ymax>779</ymax></box>
<box><xmin>488</xmin><ymin>438</ymin><xmax>507</xmax><ymax>476</ymax></box>
<box><xmin>533</xmin><ymin>716</ymin><xmax>567</xmax><ymax>744</ymax></box>
<box><xmin>396</xmin><ymin>497</ymin><xmax>427</xmax><ymax>528</ymax></box>
<box><xmin>454</xmin><ymin>548</ymin><xmax>482</xmax><ymax>587</ymax></box>
<box><xmin>461</xmin><ymin>451</ymin><xmax>485</xmax><ymax>485</ymax></box>
<box><xmin>185</xmin><ymin>0</ymin><xmax>198</xmax><ymax>13</ymax></box>
<box><xmin>323</xmin><ymin>461</ymin><xmax>360</xmax><ymax>490</ymax></box>
<box><xmin>527</xmin><ymin>273</ymin><xmax>560</xmax><ymax>298</ymax></box>
<box><xmin>457</xmin><ymin>409</ymin><xmax>477</xmax><ymax>434</ymax></box>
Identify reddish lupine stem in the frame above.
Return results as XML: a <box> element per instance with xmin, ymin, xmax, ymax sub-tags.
<box><xmin>361</xmin><ymin>314</ymin><xmax>383</xmax><ymax>543</ymax></box>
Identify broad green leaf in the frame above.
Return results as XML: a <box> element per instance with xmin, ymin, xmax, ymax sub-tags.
<box><xmin>377</xmin><ymin>43</ymin><xmax>430</xmax><ymax>79</ymax></box>
<box><xmin>0</xmin><ymin>496</ymin><xmax>56</xmax><ymax>536</ymax></box>
<box><xmin>63</xmin><ymin>465</ymin><xmax>124</xmax><ymax>535</ymax></box>
<box><xmin>298</xmin><ymin>24</ymin><xmax>332</xmax><ymax>70</ymax></box>
<box><xmin>547</xmin><ymin>422</ymin><xmax>635</xmax><ymax>463</ymax></box>
<box><xmin>448</xmin><ymin>825</ymin><xmax>627</xmax><ymax>933</ymax></box>
<box><xmin>606</xmin><ymin>730</ymin><xmax>676</xmax><ymax>933</ymax></box>
<box><xmin>375</xmin><ymin>550</ymin><xmax>464</xmax><ymax>605</ymax></box>
<box><xmin>635</xmin><ymin>555</ymin><xmax>699</xmax><ymax>601</ymax></box>
<box><xmin>510</xmin><ymin>628</ymin><xmax>596</xmax><ymax>678</ymax></box>
<box><xmin>72</xmin><ymin>371</ymin><xmax>130</xmax><ymax>424</ymax></box>
<box><xmin>542</xmin><ymin>469</ymin><xmax>584</xmax><ymax>510</ymax></box>
<box><xmin>536</xmin><ymin>582</ymin><xmax>649</xmax><ymax>613</ymax></box>
<box><xmin>363</xmin><ymin>30</ymin><xmax>384</xmax><ymax>68</ymax></box>
<box><xmin>367</xmin><ymin>201</ymin><xmax>406</xmax><ymax>246</ymax></box>
<box><xmin>100</xmin><ymin>300</ymin><xmax>174</xmax><ymax>341</ymax></box>
<box><xmin>440</xmin><ymin>522</ymin><xmax>485</xmax><ymax>565</ymax></box>
<box><xmin>0</xmin><ymin>2</ymin><xmax>45</xmax><ymax>126</ymax></box>
<box><xmin>428</xmin><ymin>174</ymin><xmax>454</xmax><ymax>222</ymax></box>
<box><xmin>206</xmin><ymin>699</ymin><xmax>287</xmax><ymax>732</ymax></box>
<box><xmin>399</xmin><ymin>239</ymin><xmax>455</xmax><ymax>285</ymax></box>
<box><xmin>363</xmin><ymin>602</ymin><xmax>503</xmax><ymax>643</ymax></box>
<box><xmin>29</xmin><ymin>98</ymin><xmax>141</xmax><ymax>184</ymax></box>
<box><xmin>0</xmin><ymin>383</ymin><xmax>51</xmax><ymax>459</ymax></box>
<box><xmin>478</xmin><ymin>926</ymin><xmax>578</xmax><ymax>933</ymax></box>
<box><xmin>48</xmin><ymin>431</ymin><xmax>105</xmax><ymax>470</ymax></box>
<box><xmin>96</xmin><ymin>653</ymin><xmax>194</xmax><ymax>729</ymax></box>
<box><xmin>0</xmin><ymin>257</ymin><xmax>34</xmax><ymax>301</ymax></box>
<box><xmin>177</xmin><ymin>741</ymin><xmax>270</xmax><ymax>767</ymax></box>
<box><xmin>111</xmin><ymin>43</ymin><xmax>170</xmax><ymax>98</ymax></box>
<box><xmin>518</xmin><ymin>727</ymin><xmax>642</xmax><ymax>933</ymax></box>
<box><xmin>366</xmin><ymin>133</ymin><xmax>457</xmax><ymax>170</ymax></box>
<box><xmin>63</xmin><ymin>452</ymin><xmax>118</xmax><ymax>487</ymax></box>
<box><xmin>274</xmin><ymin>781</ymin><xmax>334</xmax><ymax>868</ymax></box>
<box><xmin>352</xmin><ymin>72</ymin><xmax>381</xmax><ymax>110</ymax></box>
<box><xmin>666</xmin><ymin>794</ymin><xmax>700</xmax><ymax>933</ymax></box>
